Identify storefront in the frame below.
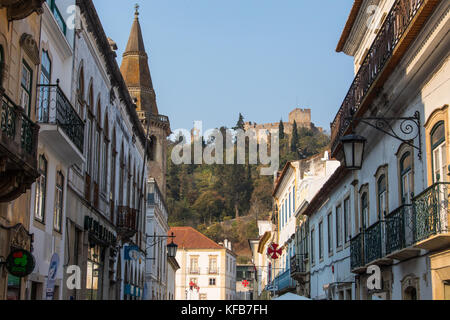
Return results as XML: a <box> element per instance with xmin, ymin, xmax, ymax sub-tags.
<box><xmin>0</xmin><ymin>224</ymin><xmax>35</xmax><ymax>300</ymax></box>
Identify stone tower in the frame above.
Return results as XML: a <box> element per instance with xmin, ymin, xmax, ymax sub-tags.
<box><xmin>120</xmin><ymin>5</ymin><xmax>171</xmax><ymax>197</ymax></box>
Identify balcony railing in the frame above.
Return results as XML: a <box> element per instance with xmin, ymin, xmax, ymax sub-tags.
<box><xmin>290</xmin><ymin>254</ymin><xmax>307</xmax><ymax>276</ymax></box>
<box><xmin>0</xmin><ymin>91</ymin><xmax>39</xmax><ymax>202</ymax></box>
<box><xmin>273</xmin><ymin>269</ymin><xmax>296</xmax><ymax>292</ymax></box>
<box><xmin>364</xmin><ymin>220</ymin><xmax>387</xmax><ymax>265</ymax></box>
<box><xmin>413</xmin><ymin>182</ymin><xmax>449</xmax><ymax>246</ymax></box>
<box><xmin>187</xmin><ymin>268</ymin><xmax>200</xmax><ymax>275</ymax></box>
<box><xmin>385</xmin><ymin>204</ymin><xmax>416</xmax><ymax>255</ymax></box>
<box><xmin>117</xmin><ymin>206</ymin><xmax>138</xmax><ymax>240</ymax></box>
<box><xmin>331</xmin><ymin>0</ymin><xmax>429</xmax><ymax>155</ymax></box>
<box><xmin>350</xmin><ymin>233</ymin><xmax>365</xmax><ymax>271</ymax></box>
<box><xmin>37</xmin><ymin>83</ymin><xmax>84</xmax><ymax>152</ymax></box>
<box><xmin>207</xmin><ymin>267</ymin><xmax>219</xmax><ymax>275</ymax></box>
<box><xmin>137</xmin><ymin>111</ymin><xmax>170</xmax><ymax>125</ymax></box>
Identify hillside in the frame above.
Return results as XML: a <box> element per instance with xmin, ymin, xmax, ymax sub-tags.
<box><xmin>166</xmin><ymin>114</ymin><xmax>330</xmax><ymax>262</ymax></box>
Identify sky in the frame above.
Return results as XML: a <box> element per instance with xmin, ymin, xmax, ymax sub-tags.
<box><xmin>93</xmin><ymin>0</ymin><xmax>356</xmax><ymax>134</ymax></box>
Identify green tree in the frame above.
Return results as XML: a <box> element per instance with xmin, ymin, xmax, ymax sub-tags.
<box><xmin>279</xmin><ymin>119</ymin><xmax>285</xmax><ymax>140</ymax></box>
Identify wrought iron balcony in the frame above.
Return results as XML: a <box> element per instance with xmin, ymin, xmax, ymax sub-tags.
<box><xmin>137</xmin><ymin>111</ymin><xmax>170</xmax><ymax>129</ymax></box>
<box><xmin>290</xmin><ymin>254</ymin><xmax>308</xmax><ymax>281</ymax></box>
<box><xmin>207</xmin><ymin>267</ymin><xmax>219</xmax><ymax>275</ymax></box>
<box><xmin>364</xmin><ymin>220</ymin><xmax>390</xmax><ymax>265</ymax></box>
<box><xmin>331</xmin><ymin>0</ymin><xmax>440</xmax><ymax>157</ymax></box>
<box><xmin>116</xmin><ymin>205</ymin><xmax>138</xmax><ymax>241</ymax></box>
<box><xmin>187</xmin><ymin>267</ymin><xmax>200</xmax><ymax>275</ymax></box>
<box><xmin>350</xmin><ymin>233</ymin><xmax>364</xmax><ymax>272</ymax></box>
<box><xmin>385</xmin><ymin>204</ymin><xmax>420</xmax><ymax>260</ymax></box>
<box><xmin>37</xmin><ymin>83</ymin><xmax>84</xmax><ymax>160</ymax></box>
<box><xmin>412</xmin><ymin>182</ymin><xmax>450</xmax><ymax>251</ymax></box>
<box><xmin>0</xmin><ymin>90</ymin><xmax>39</xmax><ymax>202</ymax></box>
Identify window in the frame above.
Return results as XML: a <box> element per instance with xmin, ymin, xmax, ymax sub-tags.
<box><xmin>38</xmin><ymin>51</ymin><xmax>51</xmax><ymax>122</ymax></box>
<box><xmin>209</xmin><ymin>256</ymin><xmax>218</xmax><ymax>274</ymax></box>
<box><xmin>20</xmin><ymin>60</ymin><xmax>33</xmax><ymax>116</ymax></box>
<box><xmin>35</xmin><ymin>155</ymin><xmax>47</xmax><ymax>222</ymax></box>
<box><xmin>285</xmin><ymin>199</ymin><xmax>287</xmax><ymax>224</ymax></box>
<box><xmin>431</xmin><ymin>122</ymin><xmax>447</xmax><ymax>183</ymax></box>
<box><xmin>344</xmin><ymin>197</ymin><xmax>351</xmax><ymax>243</ymax></box>
<box><xmin>400</xmin><ymin>152</ymin><xmax>413</xmax><ymax>204</ymax></box>
<box><xmin>86</xmin><ymin>244</ymin><xmax>103</xmax><ymax>300</ymax></box>
<box><xmin>377</xmin><ymin>175</ymin><xmax>387</xmax><ymax>219</ymax></box>
<box><xmin>288</xmin><ymin>192</ymin><xmax>291</xmax><ymax>218</ymax></box>
<box><xmin>0</xmin><ymin>45</ymin><xmax>4</xmax><ymax>82</ymax></box>
<box><xmin>361</xmin><ymin>192</ymin><xmax>369</xmax><ymax>229</ymax></box>
<box><xmin>319</xmin><ymin>221</ymin><xmax>324</xmax><ymax>260</ymax></box>
<box><xmin>310</xmin><ymin>228</ymin><xmax>315</xmax><ymax>265</ymax></box>
<box><xmin>209</xmin><ymin>278</ymin><xmax>216</xmax><ymax>286</ymax></box>
<box><xmin>53</xmin><ymin>171</ymin><xmax>64</xmax><ymax>232</ymax></box>
<box><xmin>102</xmin><ymin>118</ymin><xmax>108</xmax><ymax>193</ymax></box>
<box><xmin>189</xmin><ymin>257</ymin><xmax>199</xmax><ymax>274</ymax></box>
<box><xmin>327</xmin><ymin>212</ymin><xmax>333</xmax><ymax>254</ymax></box>
<box><xmin>293</xmin><ymin>186</ymin><xmax>296</xmax><ymax>212</ymax></box>
<box><xmin>336</xmin><ymin>205</ymin><xmax>342</xmax><ymax>248</ymax></box>
<box><xmin>76</xmin><ymin>67</ymin><xmax>84</xmax><ymax>115</ymax></box>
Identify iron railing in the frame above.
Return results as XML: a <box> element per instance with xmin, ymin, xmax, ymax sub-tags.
<box><xmin>207</xmin><ymin>267</ymin><xmax>219</xmax><ymax>275</ymax></box>
<box><xmin>350</xmin><ymin>233</ymin><xmax>364</xmax><ymax>270</ymax></box>
<box><xmin>1</xmin><ymin>91</ymin><xmax>38</xmax><ymax>157</ymax></box>
<box><xmin>137</xmin><ymin>111</ymin><xmax>170</xmax><ymax>125</ymax></box>
<box><xmin>37</xmin><ymin>83</ymin><xmax>84</xmax><ymax>152</ymax></box>
<box><xmin>117</xmin><ymin>206</ymin><xmax>137</xmax><ymax>233</ymax></box>
<box><xmin>290</xmin><ymin>254</ymin><xmax>307</xmax><ymax>275</ymax></box>
<box><xmin>331</xmin><ymin>0</ymin><xmax>425</xmax><ymax>154</ymax></box>
<box><xmin>364</xmin><ymin>220</ymin><xmax>385</xmax><ymax>264</ymax></box>
<box><xmin>413</xmin><ymin>182</ymin><xmax>449</xmax><ymax>243</ymax></box>
<box><xmin>385</xmin><ymin>204</ymin><xmax>415</xmax><ymax>255</ymax></box>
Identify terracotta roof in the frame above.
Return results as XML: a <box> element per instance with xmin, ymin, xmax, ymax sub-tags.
<box><xmin>169</xmin><ymin>227</ymin><xmax>224</xmax><ymax>250</ymax></box>
<box><xmin>336</xmin><ymin>0</ymin><xmax>363</xmax><ymax>52</ymax></box>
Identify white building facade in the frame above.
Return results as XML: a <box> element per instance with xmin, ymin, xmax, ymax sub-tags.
<box><xmin>304</xmin><ymin>0</ymin><xmax>450</xmax><ymax>300</ymax></box>
<box><xmin>171</xmin><ymin>227</ymin><xmax>236</xmax><ymax>300</ymax></box>
<box><xmin>27</xmin><ymin>0</ymin><xmax>78</xmax><ymax>300</ymax></box>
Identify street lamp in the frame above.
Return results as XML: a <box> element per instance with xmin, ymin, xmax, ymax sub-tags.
<box><xmin>340</xmin><ymin>134</ymin><xmax>366</xmax><ymax>170</ymax></box>
<box><xmin>340</xmin><ymin>111</ymin><xmax>423</xmax><ymax>170</ymax></box>
<box><xmin>167</xmin><ymin>232</ymin><xmax>178</xmax><ymax>258</ymax></box>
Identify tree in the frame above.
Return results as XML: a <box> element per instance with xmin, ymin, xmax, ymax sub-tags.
<box><xmin>291</xmin><ymin>120</ymin><xmax>299</xmax><ymax>153</ymax></box>
<box><xmin>234</xmin><ymin>113</ymin><xmax>245</xmax><ymax>130</ymax></box>
<box><xmin>279</xmin><ymin>119</ymin><xmax>285</xmax><ymax>140</ymax></box>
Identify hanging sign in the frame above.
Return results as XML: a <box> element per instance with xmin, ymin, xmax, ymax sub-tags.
<box><xmin>267</xmin><ymin>243</ymin><xmax>282</xmax><ymax>260</ymax></box>
<box><xmin>5</xmin><ymin>249</ymin><xmax>35</xmax><ymax>278</ymax></box>
<box><xmin>45</xmin><ymin>253</ymin><xmax>60</xmax><ymax>300</ymax></box>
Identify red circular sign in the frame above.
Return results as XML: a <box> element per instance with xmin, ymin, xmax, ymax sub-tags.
<box><xmin>267</xmin><ymin>243</ymin><xmax>282</xmax><ymax>260</ymax></box>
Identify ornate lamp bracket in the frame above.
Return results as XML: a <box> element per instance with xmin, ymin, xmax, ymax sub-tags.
<box><xmin>346</xmin><ymin>111</ymin><xmax>422</xmax><ymax>160</ymax></box>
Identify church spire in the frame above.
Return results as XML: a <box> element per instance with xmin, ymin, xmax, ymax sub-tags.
<box><xmin>120</xmin><ymin>4</ymin><xmax>158</xmax><ymax>115</ymax></box>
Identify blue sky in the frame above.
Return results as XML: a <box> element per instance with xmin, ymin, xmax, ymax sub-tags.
<box><xmin>93</xmin><ymin>0</ymin><xmax>355</xmax><ymax>134</ymax></box>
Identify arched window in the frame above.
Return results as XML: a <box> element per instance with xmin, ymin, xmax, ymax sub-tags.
<box><xmin>0</xmin><ymin>45</ymin><xmax>4</xmax><ymax>86</ymax></box>
<box><xmin>361</xmin><ymin>192</ymin><xmax>369</xmax><ymax>229</ymax></box>
<box><xmin>77</xmin><ymin>66</ymin><xmax>84</xmax><ymax>115</ymax></box>
<box><xmin>400</xmin><ymin>152</ymin><xmax>413</xmax><ymax>204</ymax></box>
<box><xmin>102</xmin><ymin>112</ymin><xmax>109</xmax><ymax>193</ymax></box>
<box><xmin>94</xmin><ymin>99</ymin><xmax>101</xmax><ymax>183</ymax></box>
<box><xmin>377</xmin><ymin>175</ymin><xmax>387</xmax><ymax>219</ymax></box>
<box><xmin>85</xmin><ymin>81</ymin><xmax>94</xmax><ymax>175</ymax></box>
<box><xmin>119</xmin><ymin>142</ymin><xmax>125</xmax><ymax>206</ymax></box>
<box><xmin>431</xmin><ymin>121</ymin><xmax>447</xmax><ymax>183</ymax></box>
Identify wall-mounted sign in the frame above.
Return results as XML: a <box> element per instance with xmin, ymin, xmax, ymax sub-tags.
<box><xmin>84</xmin><ymin>216</ymin><xmax>117</xmax><ymax>245</ymax></box>
<box><xmin>5</xmin><ymin>249</ymin><xmax>35</xmax><ymax>278</ymax></box>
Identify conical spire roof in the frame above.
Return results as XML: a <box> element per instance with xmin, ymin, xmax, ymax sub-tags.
<box><xmin>120</xmin><ymin>5</ymin><xmax>158</xmax><ymax>115</ymax></box>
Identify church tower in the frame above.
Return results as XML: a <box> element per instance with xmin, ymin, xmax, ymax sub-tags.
<box><xmin>120</xmin><ymin>5</ymin><xmax>171</xmax><ymax>197</ymax></box>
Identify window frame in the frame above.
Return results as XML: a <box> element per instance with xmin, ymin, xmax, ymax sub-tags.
<box><xmin>53</xmin><ymin>170</ymin><xmax>64</xmax><ymax>233</ymax></box>
<box><xmin>20</xmin><ymin>60</ymin><xmax>33</xmax><ymax>117</ymax></box>
<box><xmin>34</xmin><ymin>155</ymin><xmax>48</xmax><ymax>223</ymax></box>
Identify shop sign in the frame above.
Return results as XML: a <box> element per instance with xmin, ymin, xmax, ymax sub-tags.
<box><xmin>5</xmin><ymin>249</ymin><xmax>35</xmax><ymax>278</ymax></box>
